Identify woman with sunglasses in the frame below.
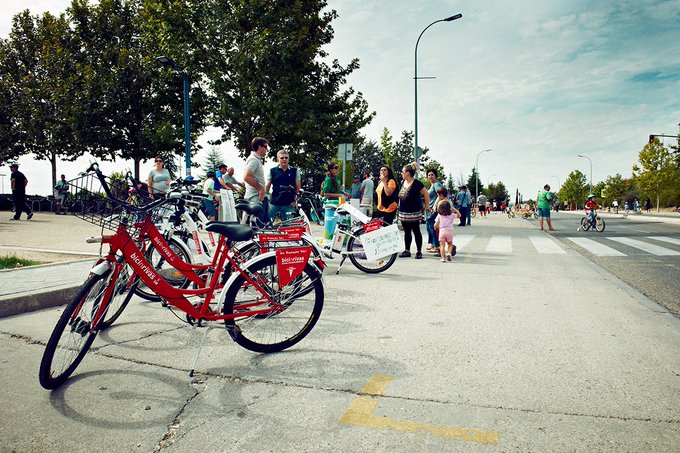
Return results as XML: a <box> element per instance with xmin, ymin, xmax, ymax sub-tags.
<box><xmin>147</xmin><ymin>156</ymin><xmax>172</xmax><ymax>199</ymax></box>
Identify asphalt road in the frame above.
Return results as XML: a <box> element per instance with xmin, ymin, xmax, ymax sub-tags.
<box><xmin>540</xmin><ymin>212</ymin><xmax>680</xmax><ymax>316</ymax></box>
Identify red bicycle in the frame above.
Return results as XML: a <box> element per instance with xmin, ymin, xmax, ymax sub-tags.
<box><xmin>39</xmin><ymin>165</ymin><xmax>324</xmax><ymax>390</ymax></box>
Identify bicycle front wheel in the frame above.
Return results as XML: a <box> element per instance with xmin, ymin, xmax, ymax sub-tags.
<box><xmin>99</xmin><ymin>258</ymin><xmax>138</xmax><ymax>330</ymax></box>
<box><xmin>595</xmin><ymin>217</ymin><xmax>605</xmax><ymax>232</ymax></box>
<box><xmin>346</xmin><ymin>228</ymin><xmax>397</xmax><ymax>274</ymax></box>
<box><xmin>39</xmin><ymin>273</ymin><xmax>110</xmax><ymax>389</ymax></box>
<box><xmin>223</xmin><ymin>256</ymin><xmax>324</xmax><ymax>353</ymax></box>
<box><xmin>580</xmin><ymin>217</ymin><xmax>591</xmax><ymax>231</ymax></box>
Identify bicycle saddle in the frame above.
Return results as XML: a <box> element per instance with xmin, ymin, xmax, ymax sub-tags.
<box><xmin>235</xmin><ymin>201</ymin><xmax>264</xmax><ymax>215</ymax></box>
<box><xmin>206</xmin><ymin>222</ymin><xmax>254</xmax><ymax>242</ymax></box>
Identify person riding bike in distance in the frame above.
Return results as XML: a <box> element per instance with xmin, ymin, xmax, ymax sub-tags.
<box><xmin>584</xmin><ymin>194</ymin><xmax>600</xmax><ymax>226</ymax></box>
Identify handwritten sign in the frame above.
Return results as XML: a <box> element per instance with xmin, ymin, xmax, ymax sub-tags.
<box><xmin>359</xmin><ymin>224</ymin><xmax>400</xmax><ymax>261</ymax></box>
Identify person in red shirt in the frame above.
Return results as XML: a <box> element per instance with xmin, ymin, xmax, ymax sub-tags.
<box><xmin>584</xmin><ymin>194</ymin><xmax>600</xmax><ymax>225</ymax></box>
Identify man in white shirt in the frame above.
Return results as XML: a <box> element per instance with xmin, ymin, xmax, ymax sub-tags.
<box><xmin>359</xmin><ymin>171</ymin><xmax>374</xmax><ymax>215</ymax></box>
<box><xmin>243</xmin><ymin>137</ymin><xmax>268</xmax><ymax>202</ymax></box>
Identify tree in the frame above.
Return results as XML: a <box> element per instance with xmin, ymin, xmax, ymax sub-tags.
<box><xmin>379</xmin><ymin>128</ymin><xmax>394</xmax><ymax>172</ymax></box>
<box><xmin>1</xmin><ymin>10</ymin><xmax>80</xmax><ymax>186</ymax></box>
<box><xmin>154</xmin><ymin>0</ymin><xmax>374</xmax><ymax>170</ymax></box>
<box><xmin>604</xmin><ymin>173</ymin><xmax>632</xmax><ymax>204</ymax></box>
<box><xmin>201</xmin><ymin>146</ymin><xmax>225</xmax><ymax>178</ymax></box>
<box><xmin>633</xmin><ymin>138</ymin><xmax>678</xmax><ymax>211</ymax></box>
<box><xmin>446</xmin><ymin>173</ymin><xmax>455</xmax><ymax>193</ymax></box>
<box><xmin>350</xmin><ymin>136</ymin><xmax>383</xmax><ymax>179</ymax></box>
<box><xmin>560</xmin><ymin>170</ymin><xmax>588</xmax><ymax>209</ymax></box>
<box><xmin>466</xmin><ymin>167</ymin><xmax>484</xmax><ymax>198</ymax></box>
<box><xmin>485</xmin><ymin>181</ymin><xmax>508</xmax><ymax>205</ymax></box>
<box><xmin>69</xmin><ymin>0</ymin><xmax>210</xmax><ymax>179</ymax></box>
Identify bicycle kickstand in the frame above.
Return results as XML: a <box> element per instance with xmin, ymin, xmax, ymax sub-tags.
<box><xmin>189</xmin><ymin>325</ymin><xmax>214</xmax><ymax>378</ymax></box>
<box><xmin>336</xmin><ymin>255</ymin><xmax>347</xmax><ymax>274</ymax></box>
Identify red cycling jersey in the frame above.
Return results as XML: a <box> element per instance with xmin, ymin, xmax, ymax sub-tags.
<box><xmin>585</xmin><ymin>200</ymin><xmax>598</xmax><ymax>210</ymax></box>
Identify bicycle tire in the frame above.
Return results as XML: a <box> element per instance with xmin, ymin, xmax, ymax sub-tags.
<box><xmin>580</xmin><ymin>217</ymin><xmax>591</xmax><ymax>231</ymax></box>
<box><xmin>595</xmin><ymin>217</ymin><xmax>605</xmax><ymax>232</ymax></box>
<box><xmin>223</xmin><ymin>255</ymin><xmax>324</xmax><ymax>353</ymax></box>
<box><xmin>39</xmin><ymin>273</ymin><xmax>110</xmax><ymax>389</ymax></box>
<box><xmin>98</xmin><ymin>258</ymin><xmax>137</xmax><ymax>330</ymax></box>
<box><xmin>134</xmin><ymin>237</ymin><xmax>193</xmax><ymax>301</ymax></box>
<box><xmin>346</xmin><ymin>228</ymin><xmax>397</xmax><ymax>274</ymax></box>
<box><xmin>471</xmin><ymin>209</ymin><xmax>477</xmax><ymax>218</ymax></box>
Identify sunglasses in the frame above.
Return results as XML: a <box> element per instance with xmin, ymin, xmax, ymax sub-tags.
<box><xmin>331</xmin><ymin>166</ymin><xmax>339</xmax><ymax>170</ymax></box>
<box><xmin>155</xmin><ymin>159</ymin><xmax>163</xmax><ymax>163</ymax></box>
<box><xmin>279</xmin><ymin>156</ymin><xmax>289</xmax><ymax>160</ymax></box>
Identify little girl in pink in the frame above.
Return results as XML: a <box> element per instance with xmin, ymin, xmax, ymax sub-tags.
<box><xmin>434</xmin><ymin>199</ymin><xmax>460</xmax><ymax>262</ymax></box>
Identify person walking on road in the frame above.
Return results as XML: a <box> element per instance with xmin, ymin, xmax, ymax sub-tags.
<box><xmin>397</xmin><ymin>163</ymin><xmax>431</xmax><ymax>259</ymax></box>
<box><xmin>477</xmin><ymin>193</ymin><xmax>488</xmax><ymax>217</ymax></box>
<box><xmin>434</xmin><ymin>199</ymin><xmax>460</xmax><ymax>262</ymax></box>
<box><xmin>455</xmin><ymin>185</ymin><xmax>471</xmax><ymax>226</ymax></box>
<box><xmin>425</xmin><ymin>169</ymin><xmax>443</xmax><ymax>253</ymax></box>
<box><xmin>612</xmin><ymin>199</ymin><xmax>619</xmax><ymax>214</ymax></box>
<box><xmin>9</xmin><ymin>163</ymin><xmax>33</xmax><ymax>221</ymax></box>
<box><xmin>537</xmin><ymin>184</ymin><xmax>555</xmax><ymax>231</ymax></box>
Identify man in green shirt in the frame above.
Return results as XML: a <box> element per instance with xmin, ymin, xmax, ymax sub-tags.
<box><xmin>536</xmin><ymin>184</ymin><xmax>555</xmax><ymax>231</ymax></box>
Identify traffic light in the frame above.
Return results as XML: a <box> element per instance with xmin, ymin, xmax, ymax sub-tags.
<box><xmin>648</xmin><ymin>135</ymin><xmax>654</xmax><ymax>144</ymax></box>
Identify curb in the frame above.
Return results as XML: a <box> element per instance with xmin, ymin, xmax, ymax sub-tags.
<box><xmin>0</xmin><ymin>283</ymin><xmax>81</xmax><ymax>319</ymax></box>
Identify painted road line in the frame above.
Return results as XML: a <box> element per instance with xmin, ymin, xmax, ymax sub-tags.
<box><xmin>453</xmin><ymin>234</ymin><xmax>474</xmax><ymax>250</ymax></box>
<box><xmin>649</xmin><ymin>236</ymin><xmax>680</xmax><ymax>247</ymax></box>
<box><xmin>607</xmin><ymin>237</ymin><xmax>680</xmax><ymax>256</ymax></box>
<box><xmin>529</xmin><ymin>236</ymin><xmax>566</xmax><ymax>254</ymax></box>
<box><xmin>566</xmin><ymin>237</ymin><xmax>626</xmax><ymax>256</ymax></box>
<box><xmin>486</xmin><ymin>235</ymin><xmax>512</xmax><ymax>253</ymax></box>
<box><xmin>339</xmin><ymin>374</ymin><xmax>499</xmax><ymax>445</ymax></box>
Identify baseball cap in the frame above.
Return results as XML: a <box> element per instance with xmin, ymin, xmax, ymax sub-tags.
<box><xmin>9</xmin><ymin>163</ymin><xmax>19</xmax><ymax>169</ymax></box>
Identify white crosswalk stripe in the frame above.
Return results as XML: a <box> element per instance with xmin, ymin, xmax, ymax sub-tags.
<box><xmin>486</xmin><ymin>235</ymin><xmax>512</xmax><ymax>253</ymax></box>
<box><xmin>566</xmin><ymin>237</ymin><xmax>626</xmax><ymax>256</ymax></box>
<box><xmin>529</xmin><ymin>236</ymin><xmax>566</xmax><ymax>254</ymax></box>
<box><xmin>453</xmin><ymin>234</ymin><xmax>475</xmax><ymax>250</ymax></box>
<box><xmin>607</xmin><ymin>237</ymin><xmax>680</xmax><ymax>256</ymax></box>
<box><xmin>649</xmin><ymin>236</ymin><xmax>680</xmax><ymax>247</ymax></box>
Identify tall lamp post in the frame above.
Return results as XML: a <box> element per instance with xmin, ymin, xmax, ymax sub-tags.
<box><xmin>414</xmin><ymin>13</ymin><xmax>462</xmax><ymax>168</ymax></box>
<box><xmin>475</xmin><ymin>148</ymin><xmax>491</xmax><ymax>199</ymax></box>
<box><xmin>157</xmin><ymin>56</ymin><xmax>191</xmax><ymax>177</ymax></box>
<box><xmin>577</xmin><ymin>154</ymin><xmax>592</xmax><ymax>194</ymax></box>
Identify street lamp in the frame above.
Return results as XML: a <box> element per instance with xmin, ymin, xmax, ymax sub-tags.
<box><xmin>414</xmin><ymin>13</ymin><xmax>462</xmax><ymax>168</ymax></box>
<box><xmin>475</xmin><ymin>148</ymin><xmax>491</xmax><ymax>199</ymax></box>
<box><xmin>577</xmin><ymin>154</ymin><xmax>592</xmax><ymax>194</ymax></box>
<box><xmin>156</xmin><ymin>56</ymin><xmax>191</xmax><ymax>177</ymax></box>
<box><xmin>551</xmin><ymin>175</ymin><xmax>561</xmax><ymax>191</ymax></box>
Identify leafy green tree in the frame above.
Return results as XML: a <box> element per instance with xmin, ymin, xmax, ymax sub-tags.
<box><xmin>379</xmin><ymin>128</ymin><xmax>394</xmax><ymax>171</ymax></box>
<box><xmin>466</xmin><ymin>168</ymin><xmax>484</xmax><ymax>198</ymax></box>
<box><xmin>201</xmin><ymin>145</ymin><xmax>225</xmax><ymax>179</ymax></box>
<box><xmin>485</xmin><ymin>181</ymin><xmax>508</xmax><ymax>205</ymax></box>
<box><xmin>633</xmin><ymin>138</ymin><xmax>678</xmax><ymax>211</ymax></box>
<box><xmin>350</xmin><ymin>137</ymin><xmax>383</xmax><ymax>179</ymax></box>
<box><xmin>0</xmin><ymin>10</ymin><xmax>79</xmax><ymax>186</ymax></box>
<box><xmin>603</xmin><ymin>173</ymin><xmax>632</xmax><ymax>204</ymax></box>
<box><xmin>559</xmin><ymin>170</ymin><xmax>588</xmax><ymax>209</ymax></box>
<box><xmin>151</xmin><ymin>0</ymin><xmax>374</xmax><ymax>170</ymax></box>
<box><xmin>446</xmin><ymin>173</ymin><xmax>455</xmax><ymax>193</ymax></box>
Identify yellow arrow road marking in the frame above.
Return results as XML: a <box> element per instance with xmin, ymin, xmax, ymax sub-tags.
<box><xmin>340</xmin><ymin>374</ymin><xmax>499</xmax><ymax>445</ymax></box>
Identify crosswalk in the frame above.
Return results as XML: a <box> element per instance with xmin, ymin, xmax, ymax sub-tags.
<box><xmin>452</xmin><ymin>234</ymin><xmax>680</xmax><ymax>257</ymax></box>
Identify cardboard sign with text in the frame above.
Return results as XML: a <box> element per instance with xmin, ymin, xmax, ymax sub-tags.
<box><xmin>276</xmin><ymin>247</ymin><xmax>312</xmax><ymax>288</ymax></box>
<box><xmin>359</xmin><ymin>224</ymin><xmax>400</xmax><ymax>261</ymax></box>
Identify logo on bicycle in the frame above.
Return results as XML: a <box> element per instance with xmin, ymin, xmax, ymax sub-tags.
<box><xmin>276</xmin><ymin>247</ymin><xmax>311</xmax><ymax>288</ymax></box>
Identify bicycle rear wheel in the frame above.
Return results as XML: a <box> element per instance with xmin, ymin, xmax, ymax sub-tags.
<box><xmin>223</xmin><ymin>255</ymin><xmax>324</xmax><ymax>353</ymax></box>
<box><xmin>134</xmin><ymin>237</ymin><xmax>193</xmax><ymax>301</ymax></box>
<box><xmin>39</xmin><ymin>273</ymin><xmax>110</xmax><ymax>389</ymax></box>
<box><xmin>346</xmin><ymin>228</ymin><xmax>397</xmax><ymax>273</ymax></box>
<box><xmin>595</xmin><ymin>217</ymin><xmax>605</xmax><ymax>232</ymax></box>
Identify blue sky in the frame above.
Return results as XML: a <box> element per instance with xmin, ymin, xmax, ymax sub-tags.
<box><xmin>2</xmin><ymin>0</ymin><xmax>679</xmax><ymax>198</ymax></box>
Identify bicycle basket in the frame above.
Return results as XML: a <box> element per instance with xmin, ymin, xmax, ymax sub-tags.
<box><xmin>65</xmin><ymin>172</ymin><xmax>131</xmax><ymax>231</ymax></box>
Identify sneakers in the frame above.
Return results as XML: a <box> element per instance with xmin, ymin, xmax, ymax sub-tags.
<box><xmin>415</xmin><ymin>251</ymin><xmax>423</xmax><ymax>259</ymax></box>
<box><xmin>399</xmin><ymin>251</ymin><xmax>411</xmax><ymax>258</ymax></box>
<box><xmin>9</xmin><ymin>218</ymin><xmax>19</xmax><ymax>221</ymax></box>
<box><xmin>26</xmin><ymin>212</ymin><xmax>33</xmax><ymax>220</ymax></box>
<box><xmin>446</xmin><ymin>254</ymin><xmax>452</xmax><ymax>261</ymax></box>
<box><xmin>451</xmin><ymin>245</ymin><xmax>457</xmax><ymax>257</ymax></box>
<box><xmin>440</xmin><ymin>257</ymin><xmax>446</xmax><ymax>263</ymax></box>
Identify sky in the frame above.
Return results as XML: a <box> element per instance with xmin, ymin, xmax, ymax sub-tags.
<box><xmin>2</xmin><ymin>0</ymin><xmax>680</xmax><ymax>199</ymax></box>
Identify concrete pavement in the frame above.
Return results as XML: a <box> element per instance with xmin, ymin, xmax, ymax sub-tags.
<box><xmin>1</xmin><ymin>213</ymin><xmax>679</xmax><ymax>451</ymax></box>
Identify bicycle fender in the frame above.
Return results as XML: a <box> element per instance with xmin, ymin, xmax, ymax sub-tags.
<box><xmin>90</xmin><ymin>260</ymin><xmax>113</xmax><ymax>276</ymax></box>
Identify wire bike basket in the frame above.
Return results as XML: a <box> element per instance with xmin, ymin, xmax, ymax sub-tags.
<box><xmin>65</xmin><ymin>171</ymin><xmax>134</xmax><ymax>231</ymax></box>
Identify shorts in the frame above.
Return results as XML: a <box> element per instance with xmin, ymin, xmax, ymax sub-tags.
<box><xmin>438</xmin><ymin>230</ymin><xmax>453</xmax><ymax>243</ymax></box>
<box><xmin>478</xmin><ymin>205</ymin><xmax>486</xmax><ymax>212</ymax></box>
<box><xmin>537</xmin><ymin>207</ymin><xmax>550</xmax><ymax>218</ymax></box>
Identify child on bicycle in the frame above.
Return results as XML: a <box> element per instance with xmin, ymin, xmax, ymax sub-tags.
<box><xmin>584</xmin><ymin>194</ymin><xmax>600</xmax><ymax>225</ymax></box>
<box><xmin>434</xmin><ymin>198</ymin><xmax>460</xmax><ymax>262</ymax></box>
